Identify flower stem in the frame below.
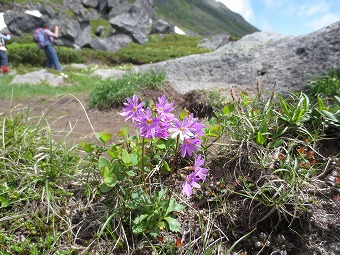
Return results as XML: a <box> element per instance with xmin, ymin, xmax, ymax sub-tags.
<box><xmin>141</xmin><ymin>138</ymin><xmax>147</xmax><ymax>192</ymax></box>
<box><xmin>168</xmin><ymin>135</ymin><xmax>180</xmax><ymax>195</ymax></box>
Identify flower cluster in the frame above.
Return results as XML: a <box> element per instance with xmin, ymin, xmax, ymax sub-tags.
<box><xmin>121</xmin><ymin>95</ymin><xmax>208</xmax><ymax>197</ymax></box>
<box><xmin>182</xmin><ymin>154</ymin><xmax>209</xmax><ymax>197</ymax></box>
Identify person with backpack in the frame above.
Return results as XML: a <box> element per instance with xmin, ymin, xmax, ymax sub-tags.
<box><xmin>0</xmin><ymin>28</ymin><xmax>11</xmax><ymax>74</ymax></box>
<box><xmin>34</xmin><ymin>20</ymin><xmax>62</xmax><ymax>71</ymax></box>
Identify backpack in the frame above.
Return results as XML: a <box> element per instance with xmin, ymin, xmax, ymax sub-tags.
<box><xmin>33</xmin><ymin>28</ymin><xmax>46</xmax><ymax>48</ymax></box>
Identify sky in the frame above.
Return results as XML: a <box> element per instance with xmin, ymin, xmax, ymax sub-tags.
<box><xmin>216</xmin><ymin>0</ymin><xmax>340</xmax><ymax>36</ymax></box>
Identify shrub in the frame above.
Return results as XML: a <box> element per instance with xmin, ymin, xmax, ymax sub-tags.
<box><xmin>7</xmin><ymin>43</ymin><xmax>84</xmax><ymax>67</ymax></box>
<box><xmin>89</xmin><ymin>71</ymin><xmax>166</xmax><ymax>109</ymax></box>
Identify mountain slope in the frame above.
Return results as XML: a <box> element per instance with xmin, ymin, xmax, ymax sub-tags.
<box><xmin>154</xmin><ymin>0</ymin><xmax>260</xmax><ymax>37</ymax></box>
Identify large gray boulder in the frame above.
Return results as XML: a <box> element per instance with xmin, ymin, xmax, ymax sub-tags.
<box><xmin>109</xmin><ymin>0</ymin><xmax>153</xmax><ymax>44</ymax></box>
<box><xmin>199</xmin><ymin>34</ymin><xmax>230</xmax><ymax>50</ymax></box>
<box><xmin>89</xmin><ymin>33</ymin><xmax>132</xmax><ymax>52</ymax></box>
<box><xmin>151</xmin><ymin>18</ymin><xmax>174</xmax><ymax>34</ymax></box>
<box><xmin>134</xmin><ymin>21</ymin><xmax>340</xmax><ymax>97</ymax></box>
<box><xmin>64</xmin><ymin>0</ymin><xmax>91</xmax><ymax>23</ymax></box>
<box><xmin>56</xmin><ymin>18</ymin><xmax>92</xmax><ymax>48</ymax></box>
<box><xmin>4</xmin><ymin>11</ymin><xmax>41</xmax><ymax>36</ymax></box>
<box><xmin>10</xmin><ymin>70</ymin><xmax>64</xmax><ymax>86</ymax></box>
<box><xmin>82</xmin><ymin>0</ymin><xmax>99</xmax><ymax>8</ymax></box>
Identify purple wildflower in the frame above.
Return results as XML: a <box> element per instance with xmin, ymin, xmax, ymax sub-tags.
<box><xmin>156</xmin><ymin>121</ymin><xmax>171</xmax><ymax>139</ymax></box>
<box><xmin>168</xmin><ymin>117</ymin><xmax>194</xmax><ymax>140</ymax></box>
<box><xmin>182</xmin><ymin>154</ymin><xmax>209</xmax><ymax>197</ymax></box>
<box><xmin>187</xmin><ymin>114</ymin><xmax>205</xmax><ymax>136</ymax></box>
<box><xmin>120</xmin><ymin>95</ymin><xmax>144</xmax><ymax>122</ymax></box>
<box><xmin>155</xmin><ymin>95</ymin><xmax>174</xmax><ymax>120</ymax></box>
<box><xmin>192</xmin><ymin>154</ymin><xmax>209</xmax><ymax>181</ymax></box>
<box><xmin>135</xmin><ymin>107</ymin><xmax>160</xmax><ymax>139</ymax></box>
<box><xmin>182</xmin><ymin>172</ymin><xmax>202</xmax><ymax>197</ymax></box>
<box><xmin>180</xmin><ymin>137</ymin><xmax>202</xmax><ymax>157</ymax></box>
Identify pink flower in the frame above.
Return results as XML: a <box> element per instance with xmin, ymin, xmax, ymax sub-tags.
<box><xmin>180</xmin><ymin>137</ymin><xmax>202</xmax><ymax>157</ymax></box>
<box><xmin>155</xmin><ymin>95</ymin><xmax>174</xmax><ymax>121</ymax></box>
<box><xmin>182</xmin><ymin>154</ymin><xmax>209</xmax><ymax>197</ymax></box>
<box><xmin>135</xmin><ymin>107</ymin><xmax>161</xmax><ymax>139</ymax></box>
<box><xmin>187</xmin><ymin>114</ymin><xmax>205</xmax><ymax>136</ymax></box>
<box><xmin>192</xmin><ymin>154</ymin><xmax>209</xmax><ymax>181</ymax></box>
<box><xmin>121</xmin><ymin>95</ymin><xmax>144</xmax><ymax>122</ymax></box>
<box><xmin>169</xmin><ymin>117</ymin><xmax>194</xmax><ymax>140</ymax></box>
<box><xmin>182</xmin><ymin>172</ymin><xmax>202</xmax><ymax>197</ymax></box>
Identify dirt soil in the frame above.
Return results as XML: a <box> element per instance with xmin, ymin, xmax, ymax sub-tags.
<box><xmin>0</xmin><ymin>85</ymin><xmax>188</xmax><ymax>141</ymax></box>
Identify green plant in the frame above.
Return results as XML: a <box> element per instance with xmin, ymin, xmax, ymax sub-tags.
<box><xmin>0</xmin><ymin>106</ymin><xmax>86</xmax><ymax>255</ymax></box>
<box><xmin>82</xmin><ymin>94</ymin><xmax>208</xmax><ymax>241</ymax></box>
<box><xmin>89</xmin><ymin>71</ymin><xmax>166</xmax><ymax>109</ymax></box>
<box><xmin>320</xmin><ymin>95</ymin><xmax>340</xmax><ymax>123</ymax></box>
<box><xmin>308</xmin><ymin>68</ymin><xmax>340</xmax><ymax>100</ymax></box>
<box><xmin>127</xmin><ymin>188</ymin><xmax>185</xmax><ymax>238</ymax></box>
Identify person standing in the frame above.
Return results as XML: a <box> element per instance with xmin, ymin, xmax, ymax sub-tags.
<box><xmin>38</xmin><ymin>20</ymin><xmax>62</xmax><ymax>71</ymax></box>
<box><xmin>0</xmin><ymin>29</ymin><xmax>11</xmax><ymax>74</ymax></box>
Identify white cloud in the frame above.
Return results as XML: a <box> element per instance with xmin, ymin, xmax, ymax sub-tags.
<box><xmin>297</xmin><ymin>1</ymin><xmax>330</xmax><ymax>17</ymax></box>
<box><xmin>216</xmin><ymin>0</ymin><xmax>255</xmax><ymax>22</ymax></box>
<box><xmin>307</xmin><ymin>13</ymin><xmax>340</xmax><ymax>30</ymax></box>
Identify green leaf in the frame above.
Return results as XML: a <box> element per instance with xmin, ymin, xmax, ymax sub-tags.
<box><xmin>129</xmin><ymin>154</ymin><xmax>138</xmax><ymax>166</ymax></box>
<box><xmin>102</xmin><ymin>168</ymin><xmax>117</xmax><ymax>187</ymax></box>
<box><xmin>164</xmin><ymin>216</ymin><xmax>181</xmax><ymax>232</ymax></box>
<box><xmin>121</xmin><ymin>149</ymin><xmax>130</xmax><ymax>164</ymax></box>
<box><xmin>96</xmin><ymin>131</ymin><xmax>113</xmax><ymax>143</ymax></box>
<box><xmin>107</xmin><ymin>146</ymin><xmax>119</xmax><ymax>159</ymax></box>
<box><xmin>81</xmin><ymin>142</ymin><xmax>95</xmax><ymax>153</ymax></box>
<box><xmin>158</xmin><ymin>188</ymin><xmax>167</xmax><ymax>201</ymax></box>
<box><xmin>335</xmin><ymin>95</ymin><xmax>340</xmax><ymax>105</ymax></box>
<box><xmin>162</xmin><ymin>161</ymin><xmax>171</xmax><ymax>172</ymax></box>
<box><xmin>125</xmin><ymin>170</ymin><xmax>136</xmax><ymax>176</ymax></box>
<box><xmin>179</xmin><ymin>108</ymin><xmax>189</xmax><ymax>120</ymax></box>
<box><xmin>98</xmin><ymin>156</ymin><xmax>111</xmax><ymax>172</ymax></box>
<box><xmin>134</xmin><ymin>214</ymin><xmax>149</xmax><ymax>223</ymax></box>
<box><xmin>118</xmin><ymin>126</ymin><xmax>130</xmax><ymax>137</ymax></box>
<box><xmin>156</xmin><ymin>140</ymin><xmax>166</xmax><ymax>149</ymax></box>
<box><xmin>100</xmin><ymin>183</ymin><xmax>112</xmax><ymax>193</ymax></box>
<box><xmin>205</xmin><ymin>124</ymin><xmax>221</xmax><ymax>137</ymax></box>
<box><xmin>209</xmin><ymin>117</ymin><xmax>217</xmax><ymax>125</ymax></box>
<box><xmin>222</xmin><ymin>103</ymin><xmax>235</xmax><ymax>115</ymax></box>
<box><xmin>255</xmin><ymin>131</ymin><xmax>265</xmax><ymax>146</ymax></box>
<box><xmin>166</xmin><ymin>198</ymin><xmax>185</xmax><ymax>215</ymax></box>
<box><xmin>0</xmin><ymin>197</ymin><xmax>10</xmax><ymax>208</ymax></box>
<box><xmin>322</xmin><ymin>110</ymin><xmax>338</xmax><ymax>122</ymax></box>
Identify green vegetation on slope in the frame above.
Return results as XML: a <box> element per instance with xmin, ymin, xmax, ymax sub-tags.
<box><xmin>7</xmin><ymin>33</ymin><xmax>210</xmax><ymax>67</ymax></box>
<box><xmin>154</xmin><ymin>0</ymin><xmax>259</xmax><ymax>37</ymax></box>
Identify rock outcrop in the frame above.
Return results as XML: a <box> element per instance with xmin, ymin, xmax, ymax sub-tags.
<box><xmin>134</xmin><ymin>21</ymin><xmax>340</xmax><ymax>98</ymax></box>
<box><xmin>3</xmin><ymin>0</ymin><xmax>157</xmax><ymax>52</ymax></box>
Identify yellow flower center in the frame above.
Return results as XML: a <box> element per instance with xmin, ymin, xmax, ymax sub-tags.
<box><xmin>146</xmin><ymin>119</ymin><xmax>153</xmax><ymax>125</ymax></box>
